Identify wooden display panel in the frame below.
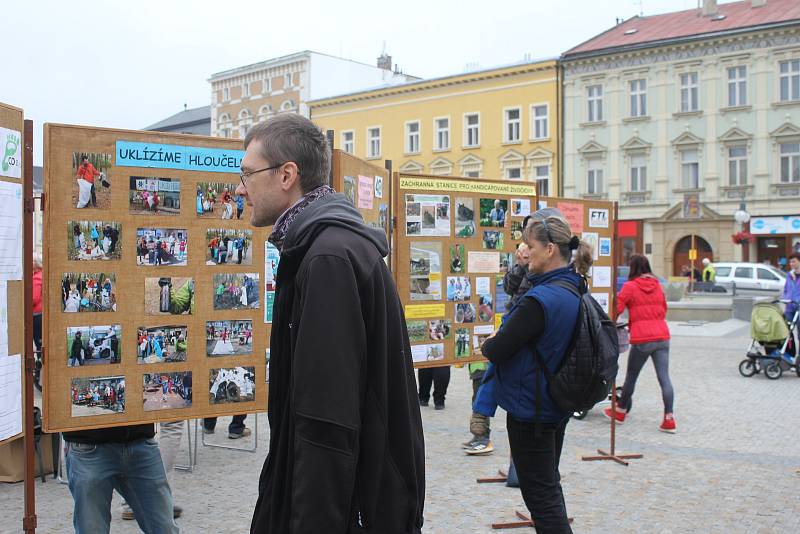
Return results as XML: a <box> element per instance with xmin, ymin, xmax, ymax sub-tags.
<box><xmin>331</xmin><ymin>150</ymin><xmax>390</xmax><ymax>254</ymax></box>
<box><xmin>43</xmin><ymin>124</ymin><xmax>270</xmax><ymax>432</ymax></box>
<box><xmin>0</xmin><ymin>102</ymin><xmax>25</xmax><ymax>445</ymax></box>
<box><xmin>392</xmin><ymin>173</ymin><xmax>616</xmax><ymax>369</ymax></box>
<box><xmin>392</xmin><ymin>173</ymin><xmax>536</xmax><ymax>368</ymax></box>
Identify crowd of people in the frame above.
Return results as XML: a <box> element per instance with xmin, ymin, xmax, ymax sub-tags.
<box><xmin>71</xmin><ymin>379</ymin><xmax>125</xmax><ymax>413</ymax></box>
<box><xmin>196</xmin><ymin>185</ymin><xmax>244</xmax><ymax>219</ymax></box>
<box><xmin>61</xmin><ymin>274</ymin><xmax>115</xmax><ymax>312</ymax></box>
<box><xmin>207</xmin><ymin>233</ymin><xmax>249</xmax><ymax>264</ymax></box>
<box><xmin>71</xmin><ymin>223</ymin><xmax>120</xmax><ymax>260</ymax></box>
<box><xmin>137</xmin><ymin>329</ymin><xmax>187</xmax><ymax>363</ymax></box>
<box><xmin>214</xmin><ymin>275</ymin><xmax>258</xmax><ymax>309</ymax></box>
<box><xmin>137</xmin><ymin>233</ymin><xmax>187</xmax><ymax>266</ymax></box>
<box><xmin>144</xmin><ymin>373</ymin><xmax>192</xmax><ymax>406</ymax></box>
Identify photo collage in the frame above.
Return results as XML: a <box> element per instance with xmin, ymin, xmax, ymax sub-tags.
<box><xmin>401</xmin><ymin>184</ymin><xmax>537</xmax><ymax>366</ymax></box>
<box><xmin>51</xmin><ymin>132</ymin><xmax>264</xmax><ymax>424</ymax></box>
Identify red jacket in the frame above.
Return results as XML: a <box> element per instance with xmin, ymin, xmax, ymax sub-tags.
<box><xmin>33</xmin><ymin>270</ymin><xmax>43</xmax><ymax>314</ymax></box>
<box><xmin>617</xmin><ymin>274</ymin><xmax>670</xmax><ymax>344</ymax></box>
<box><xmin>76</xmin><ymin>162</ymin><xmax>100</xmax><ymax>183</ymax></box>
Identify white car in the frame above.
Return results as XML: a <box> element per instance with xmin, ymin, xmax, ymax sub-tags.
<box><xmin>712</xmin><ymin>262</ymin><xmax>786</xmax><ymax>292</ymax></box>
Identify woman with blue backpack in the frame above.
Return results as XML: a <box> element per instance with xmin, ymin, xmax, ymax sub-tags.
<box><xmin>481</xmin><ymin>210</ymin><xmax>593</xmax><ymax>534</ymax></box>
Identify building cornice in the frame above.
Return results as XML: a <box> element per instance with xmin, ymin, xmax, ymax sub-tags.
<box><xmin>309</xmin><ymin>60</ymin><xmax>557</xmax><ymax>109</ymax></box>
<box><xmin>562</xmin><ymin>27</ymin><xmax>800</xmax><ymax>77</ymax></box>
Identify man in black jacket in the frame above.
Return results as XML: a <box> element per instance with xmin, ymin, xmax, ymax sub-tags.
<box><xmin>236</xmin><ymin>114</ymin><xmax>425</xmax><ymax>533</ymax></box>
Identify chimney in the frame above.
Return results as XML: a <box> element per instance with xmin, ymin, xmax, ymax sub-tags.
<box><xmin>377</xmin><ymin>52</ymin><xmax>392</xmax><ymax>70</ymax></box>
<box><xmin>702</xmin><ymin>0</ymin><xmax>718</xmax><ymax>16</ymax></box>
<box><xmin>751</xmin><ymin>0</ymin><xmax>766</xmax><ymax>7</ymax></box>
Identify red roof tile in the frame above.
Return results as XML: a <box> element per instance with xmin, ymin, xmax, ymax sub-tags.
<box><xmin>565</xmin><ymin>0</ymin><xmax>800</xmax><ymax>57</ymax></box>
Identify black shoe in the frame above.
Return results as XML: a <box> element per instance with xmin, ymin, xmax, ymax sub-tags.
<box><xmin>434</xmin><ymin>403</ymin><xmax>445</xmax><ymax>410</ymax></box>
<box><xmin>419</xmin><ymin>399</ymin><xmax>429</xmax><ymax>407</ymax></box>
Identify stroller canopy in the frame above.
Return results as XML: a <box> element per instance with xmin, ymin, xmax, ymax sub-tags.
<box><xmin>750</xmin><ymin>302</ymin><xmax>789</xmax><ymax>343</ymax></box>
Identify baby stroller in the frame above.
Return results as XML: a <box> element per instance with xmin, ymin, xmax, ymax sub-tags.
<box><xmin>739</xmin><ymin>300</ymin><xmax>799</xmax><ymax>379</ymax></box>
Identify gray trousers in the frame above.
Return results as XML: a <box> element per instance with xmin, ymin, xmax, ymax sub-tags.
<box><xmin>619</xmin><ymin>340</ymin><xmax>674</xmax><ymax>414</ymax></box>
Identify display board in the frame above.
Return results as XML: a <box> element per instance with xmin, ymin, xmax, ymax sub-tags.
<box><xmin>43</xmin><ymin>124</ymin><xmax>270</xmax><ymax>432</ymax></box>
<box><xmin>331</xmin><ymin>150</ymin><xmax>390</xmax><ymax>258</ymax></box>
<box><xmin>392</xmin><ymin>173</ymin><xmax>615</xmax><ymax>369</ymax></box>
<box><xmin>0</xmin><ymin>102</ymin><xmax>25</xmax><ymax>444</ymax></box>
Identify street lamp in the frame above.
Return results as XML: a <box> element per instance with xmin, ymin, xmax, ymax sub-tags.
<box><xmin>734</xmin><ymin>200</ymin><xmax>751</xmax><ymax>262</ymax></box>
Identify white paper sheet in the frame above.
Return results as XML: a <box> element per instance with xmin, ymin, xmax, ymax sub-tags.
<box><xmin>0</xmin><ymin>354</ymin><xmax>22</xmax><ymax>441</ymax></box>
<box><xmin>0</xmin><ymin>281</ymin><xmax>7</xmax><ymax>356</ymax></box>
<box><xmin>0</xmin><ymin>182</ymin><xmax>22</xmax><ymax>280</ymax></box>
<box><xmin>592</xmin><ymin>266</ymin><xmax>612</xmax><ymax>288</ymax></box>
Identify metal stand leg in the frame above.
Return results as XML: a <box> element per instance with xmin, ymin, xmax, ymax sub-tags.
<box><xmin>174</xmin><ymin>420</ymin><xmax>198</xmax><ymax>472</ymax></box>
<box><xmin>202</xmin><ymin>415</ymin><xmax>258</xmax><ymax>453</ymax></box>
<box><xmin>56</xmin><ymin>435</ymin><xmax>68</xmax><ymax>485</ymax></box>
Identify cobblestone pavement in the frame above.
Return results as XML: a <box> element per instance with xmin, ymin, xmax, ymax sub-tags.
<box><xmin>3</xmin><ymin>323</ymin><xmax>800</xmax><ymax>533</ymax></box>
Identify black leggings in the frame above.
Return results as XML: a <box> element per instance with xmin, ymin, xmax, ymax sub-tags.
<box><xmin>507</xmin><ymin>415</ymin><xmax>572</xmax><ymax>533</ymax></box>
<box><xmin>417</xmin><ymin>366</ymin><xmax>450</xmax><ymax>405</ymax></box>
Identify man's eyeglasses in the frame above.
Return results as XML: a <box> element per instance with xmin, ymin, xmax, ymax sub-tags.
<box><xmin>239</xmin><ymin>162</ymin><xmax>287</xmax><ymax>189</ymax></box>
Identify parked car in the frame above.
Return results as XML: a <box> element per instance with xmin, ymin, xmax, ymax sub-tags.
<box><xmin>712</xmin><ymin>262</ymin><xmax>786</xmax><ymax>292</ymax></box>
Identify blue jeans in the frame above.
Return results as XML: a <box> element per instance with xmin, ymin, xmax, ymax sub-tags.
<box><xmin>66</xmin><ymin>438</ymin><xmax>178</xmax><ymax>534</ymax></box>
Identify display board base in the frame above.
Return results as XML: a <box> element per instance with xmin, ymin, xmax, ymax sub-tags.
<box><xmin>492</xmin><ymin>510</ymin><xmax>574</xmax><ymax>530</ymax></box>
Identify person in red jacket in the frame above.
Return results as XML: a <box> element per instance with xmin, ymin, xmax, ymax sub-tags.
<box><xmin>75</xmin><ymin>155</ymin><xmax>100</xmax><ymax>207</ymax></box>
<box><xmin>604</xmin><ymin>254</ymin><xmax>676</xmax><ymax>433</ymax></box>
<box><xmin>33</xmin><ymin>254</ymin><xmax>43</xmax><ymax>390</ymax></box>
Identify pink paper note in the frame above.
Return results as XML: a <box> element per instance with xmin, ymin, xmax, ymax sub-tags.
<box><xmin>358</xmin><ymin>175</ymin><xmax>374</xmax><ymax>209</ymax></box>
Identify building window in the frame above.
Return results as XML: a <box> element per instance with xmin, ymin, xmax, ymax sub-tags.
<box><xmin>464</xmin><ymin>113</ymin><xmax>480</xmax><ymax>147</ymax></box>
<box><xmin>680</xmin><ymin>72</ymin><xmax>699</xmax><ymax>112</ymax></box>
<box><xmin>242</xmin><ymin>82</ymin><xmax>250</xmax><ymax>97</ymax></box>
<box><xmin>587</xmin><ymin>85</ymin><xmax>603</xmax><ymax>122</ymax></box>
<box><xmin>284</xmin><ymin>73</ymin><xmax>293</xmax><ymax>88</ymax></box>
<box><xmin>727</xmin><ymin>66</ymin><xmax>747</xmax><ymax>107</ymax></box>
<box><xmin>780</xmin><ymin>60</ymin><xmax>800</xmax><ymax>102</ymax></box>
<box><xmin>263</xmin><ymin>78</ymin><xmax>271</xmax><ymax>93</ymax></box>
<box><xmin>780</xmin><ymin>142</ymin><xmax>800</xmax><ymax>182</ymax></box>
<box><xmin>434</xmin><ymin>117</ymin><xmax>450</xmax><ymax>150</ymax></box>
<box><xmin>405</xmin><ymin>121</ymin><xmax>420</xmax><ymax>154</ymax></box>
<box><xmin>222</xmin><ymin>87</ymin><xmax>230</xmax><ymax>101</ymax></box>
<box><xmin>430</xmin><ymin>159</ymin><xmax>453</xmax><ymax>176</ymax></box>
<box><xmin>219</xmin><ymin>128</ymin><xmax>230</xmax><ymax>138</ymax></box>
<box><xmin>341</xmin><ymin>131</ymin><xmax>354</xmax><ymax>154</ymax></box>
<box><xmin>367</xmin><ymin>127</ymin><xmax>381</xmax><ymax>158</ymax></box>
<box><xmin>505</xmin><ymin>167</ymin><xmax>522</xmax><ymax>179</ymax></box>
<box><xmin>630</xmin><ymin>153</ymin><xmax>647</xmax><ymax>192</ymax></box>
<box><xmin>532</xmin><ymin>104</ymin><xmax>549</xmax><ymax>140</ymax></box>
<box><xmin>534</xmin><ymin>165</ymin><xmax>550</xmax><ymax>196</ymax></box>
<box><xmin>629</xmin><ymin>79</ymin><xmax>647</xmax><ymax>117</ymax></box>
<box><xmin>728</xmin><ymin>146</ymin><xmax>748</xmax><ymax>185</ymax></box>
<box><xmin>504</xmin><ymin>107</ymin><xmax>521</xmax><ymax>143</ymax></box>
<box><xmin>587</xmin><ymin>158</ymin><xmax>603</xmax><ymax>194</ymax></box>
<box><xmin>680</xmin><ymin>149</ymin><xmax>699</xmax><ymax>188</ymax></box>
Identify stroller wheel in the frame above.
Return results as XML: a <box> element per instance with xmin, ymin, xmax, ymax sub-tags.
<box><xmin>738</xmin><ymin>359</ymin><xmax>757</xmax><ymax>377</ymax></box>
<box><xmin>765</xmin><ymin>363</ymin><xmax>783</xmax><ymax>380</ymax></box>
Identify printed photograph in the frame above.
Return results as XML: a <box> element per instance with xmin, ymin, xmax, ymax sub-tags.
<box><xmin>411</xmin><ymin>343</ymin><xmax>444</xmax><ymax>363</ymax></box>
<box><xmin>428</xmin><ymin>320</ymin><xmax>452</xmax><ymax>341</ymax></box>
<box><xmin>455</xmin><ymin>198</ymin><xmax>476</xmax><ymax>238</ymax></box>
<box><xmin>209</xmin><ymin>367</ymin><xmax>256</xmax><ymax>404</ymax></box>
<box><xmin>206</xmin><ymin>228</ymin><xmax>253</xmax><ymax>265</ymax></box>
<box><xmin>495</xmin><ymin>276</ymin><xmax>510</xmax><ymax>312</ymax></box>
<box><xmin>446</xmin><ymin>276</ymin><xmax>472</xmax><ymax>302</ymax></box>
<box><xmin>482</xmin><ymin>230</ymin><xmax>504</xmax><ymax>250</ymax></box>
<box><xmin>478</xmin><ymin>293</ymin><xmax>495</xmax><ymax>323</ymax></box>
<box><xmin>213</xmin><ymin>273</ymin><xmax>260</xmax><ymax>310</ymax></box>
<box><xmin>499</xmin><ymin>252</ymin><xmax>514</xmax><ymax>274</ymax></box>
<box><xmin>62</xmin><ymin>272</ymin><xmax>116</xmax><ymax>313</ymax></box>
<box><xmin>378</xmin><ymin>204</ymin><xmax>388</xmax><ymax>231</ymax></box>
<box><xmin>136</xmin><ymin>228</ymin><xmax>187</xmax><ymax>266</ymax></box>
<box><xmin>406</xmin><ymin>320</ymin><xmax>427</xmax><ymax>343</ymax></box>
<box><xmin>143</xmin><ymin>372</ymin><xmax>192</xmax><ymax>411</ymax></box>
<box><xmin>206</xmin><ymin>320</ymin><xmax>253</xmax><ymax>356</ymax></box>
<box><xmin>405</xmin><ymin>194</ymin><xmax>450</xmax><ymax>236</ymax></box>
<box><xmin>137</xmin><ymin>325</ymin><xmax>188</xmax><ymax>363</ymax></box>
<box><xmin>70</xmin><ymin>376</ymin><xmax>125</xmax><ymax>417</ymax></box>
<box><xmin>510</xmin><ymin>198</ymin><xmax>531</xmax><ymax>218</ymax></box>
<box><xmin>72</xmin><ymin>152</ymin><xmax>112</xmax><ymax>209</ymax></box>
<box><xmin>409</xmin><ymin>242</ymin><xmax>442</xmax><ymax>301</ymax></box>
<box><xmin>129</xmin><ymin>177</ymin><xmax>181</xmax><ymax>216</ymax></box>
<box><xmin>343</xmin><ymin>176</ymin><xmax>356</xmax><ymax>205</ymax></box>
<box><xmin>67</xmin><ymin>325</ymin><xmax>121</xmax><ymax>367</ymax></box>
<box><xmin>196</xmin><ymin>182</ymin><xmax>245</xmax><ymax>219</ymax></box>
<box><xmin>144</xmin><ymin>277</ymin><xmax>194</xmax><ymax>315</ymax></box>
<box><xmin>455</xmin><ymin>303</ymin><xmax>477</xmax><ymax>324</ymax></box>
<box><xmin>479</xmin><ymin>198</ymin><xmax>508</xmax><ymax>228</ymax></box>
<box><xmin>455</xmin><ymin>328</ymin><xmax>471</xmax><ymax>358</ymax></box>
<box><xmin>450</xmin><ymin>244</ymin><xmax>465</xmax><ymax>273</ymax></box>
<box><xmin>511</xmin><ymin>220</ymin><xmax>524</xmax><ymax>241</ymax></box>
<box><xmin>68</xmin><ymin>221</ymin><xmax>121</xmax><ymax>261</ymax></box>
<box><xmin>265</xmin><ymin>243</ymin><xmax>280</xmax><ymax>292</ymax></box>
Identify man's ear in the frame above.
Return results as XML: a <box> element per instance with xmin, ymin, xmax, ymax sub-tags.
<box><xmin>280</xmin><ymin>162</ymin><xmax>301</xmax><ymax>192</ymax></box>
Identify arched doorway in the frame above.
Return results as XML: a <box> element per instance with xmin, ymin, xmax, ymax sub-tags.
<box><xmin>673</xmin><ymin>235</ymin><xmax>713</xmax><ymax>276</ymax></box>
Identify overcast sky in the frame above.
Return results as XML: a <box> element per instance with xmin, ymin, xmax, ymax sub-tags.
<box><xmin>3</xmin><ymin>0</ymin><xmax>713</xmax><ymax>165</ymax></box>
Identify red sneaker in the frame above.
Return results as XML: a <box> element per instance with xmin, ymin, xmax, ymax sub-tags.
<box><xmin>659</xmin><ymin>414</ymin><xmax>677</xmax><ymax>433</ymax></box>
<box><xmin>603</xmin><ymin>407</ymin><xmax>626</xmax><ymax>424</ymax></box>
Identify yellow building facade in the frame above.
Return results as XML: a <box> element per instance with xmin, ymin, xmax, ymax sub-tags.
<box><xmin>310</xmin><ymin>60</ymin><xmax>560</xmax><ymax>195</ymax></box>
